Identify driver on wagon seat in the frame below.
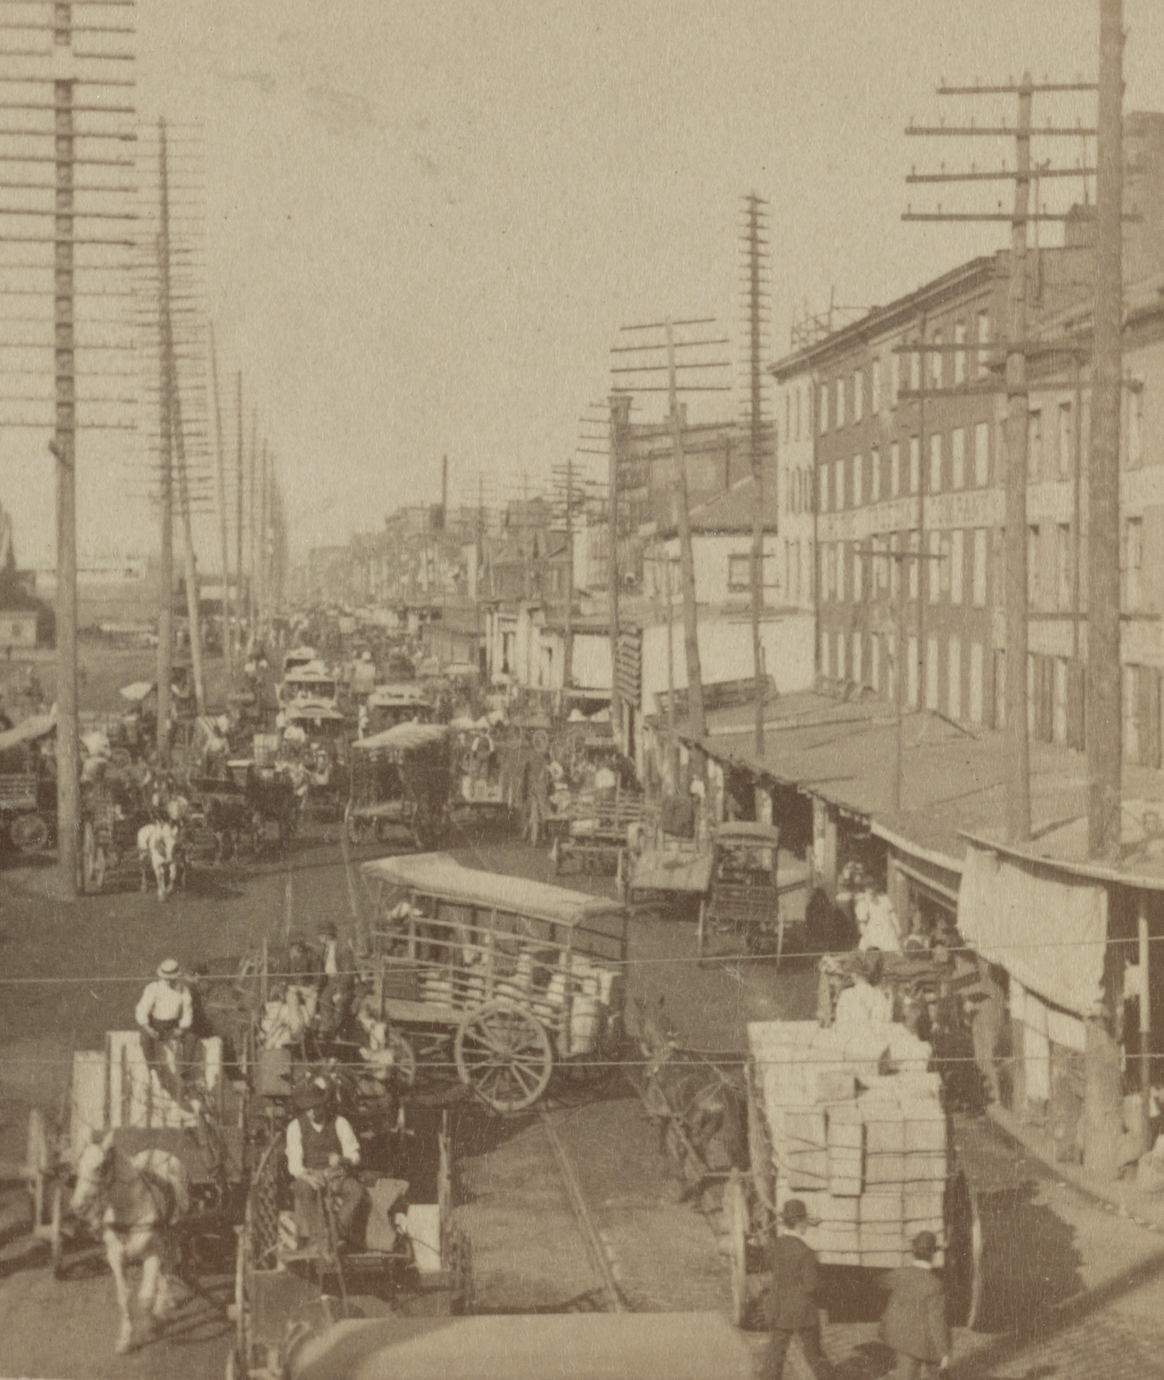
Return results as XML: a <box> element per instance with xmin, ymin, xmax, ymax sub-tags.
<box><xmin>135</xmin><ymin>958</ymin><xmax>196</xmax><ymax>1109</ymax></box>
<box><xmin>285</xmin><ymin>1083</ymin><xmax>366</xmax><ymax>1253</ymax></box>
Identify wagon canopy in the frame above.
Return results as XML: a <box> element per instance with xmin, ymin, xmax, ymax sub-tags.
<box><xmin>361</xmin><ymin>851</ymin><xmax>624</xmax><ymax>929</ymax></box>
<box><xmin>354</xmin><ymin>722</ymin><xmax>448</xmax><ymax>753</ymax></box>
<box><xmin>714</xmin><ymin>821</ymin><xmax>781</xmax><ymax>845</ymax></box>
<box><xmin>0</xmin><ymin>711</ymin><xmax>55</xmax><ymax>753</ymax></box>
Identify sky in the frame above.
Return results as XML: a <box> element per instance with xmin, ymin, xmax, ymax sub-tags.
<box><xmin>4</xmin><ymin>0</ymin><xmax>1164</xmax><ymax>569</ymax></box>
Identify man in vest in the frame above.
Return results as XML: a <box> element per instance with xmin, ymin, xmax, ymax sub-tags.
<box><xmin>285</xmin><ymin>1083</ymin><xmax>365</xmax><ymax>1252</ymax></box>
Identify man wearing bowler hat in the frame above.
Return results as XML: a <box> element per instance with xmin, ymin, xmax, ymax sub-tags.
<box><xmin>880</xmin><ymin>1230</ymin><xmax>951</xmax><ymax>1377</ymax></box>
<box><xmin>762</xmin><ymin>1198</ymin><xmax>834</xmax><ymax>1379</ymax></box>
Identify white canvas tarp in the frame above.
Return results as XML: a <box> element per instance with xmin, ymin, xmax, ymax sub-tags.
<box><xmin>958</xmin><ymin>843</ymin><xmax>1106</xmax><ymax>1017</ymax></box>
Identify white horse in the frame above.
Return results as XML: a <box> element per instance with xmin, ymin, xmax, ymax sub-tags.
<box><xmin>138</xmin><ymin>819</ymin><xmax>180</xmax><ymax>900</ymax></box>
<box><xmin>71</xmin><ymin>1132</ymin><xmax>189</xmax><ymax>1355</ymax></box>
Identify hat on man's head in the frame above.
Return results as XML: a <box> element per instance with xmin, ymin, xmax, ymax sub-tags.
<box><xmin>294</xmin><ymin>1083</ymin><xmax>328</xmax><ymax>1112</ymax></box>
<box><xmin>781</xmin><ymin>1199</ymin><xmax>810</xmax><ymax>1226</ymax></box>
<box><xmin>911</xmin><ymin>1231</ymin><xmax>938</xmax><ymax>1260</ymax></box>
<box><xmin>156</xmin><ymin>958</ymin><xmax>181</xmax><ymax>980</ymax></box>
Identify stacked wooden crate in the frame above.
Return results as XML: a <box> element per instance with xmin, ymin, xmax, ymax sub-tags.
<box><xmin>747</xmin><ymin>1018</ymin><xmax>947</xmax><ymax>1267</ymax></box>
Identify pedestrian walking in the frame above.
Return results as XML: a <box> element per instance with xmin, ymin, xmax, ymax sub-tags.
<box><xmin>762</xmin><ymin>1198</ymin><xmax>833</xmax><ymax>1380</ymax></box>
<box><xmin>880</xmin><ymin>1230</ymin><xmax>951</xmax><ymax>1378</ymax></box>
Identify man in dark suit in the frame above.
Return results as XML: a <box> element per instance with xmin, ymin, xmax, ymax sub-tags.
<box><xmin>880</xmin><ymin>1231</ymin><xmax>951</xmax><ymax>1377</ymax></box>
<box><xmin>763</xmin><ymin>1199</ymin><xmax>834</xmax><ymax>1379</ymax></box>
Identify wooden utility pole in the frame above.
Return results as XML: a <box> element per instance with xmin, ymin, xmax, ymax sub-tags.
<box><xmin>563</xmin><ymin>454</ymin><xmax>575</xmax><ymax>691</ymax></box>
<box><xmin>665</xmin><ymin>318</ymin><xmax>706</xmax><ymax>742</ymax></box>
<box><xmin>607</xmin><ymin>395</ymin><xmax>626</xmax><ymax>744</ymax></box>
<box><xmin>52</xmin><ymin>61</ymin><xmax>80</xmax><ymax>892</ymax></box>
<box><xmin>157</xmin><ymin>122</ymin><xmax>204</xmax><ymax>716</ymax></box>
<box><xmin>210</xmin><ymin>325</ymin><xmax>234</xmax><ymax>687</ymax></box>
<box><xmin>235</xmin><ymin>372</ymin><xmax>244</xmax><ymax>657</ymax></box>
<box><xmin>1003</xmin><ymin>77</ymin><xmax>1034</xmax><ymax>842</ymax></box>
<box><xmin>156</xmin><ymin>226</ymin><xmax>174</xmax><ymax>765</ymax></box>
<box><xmin>1088</xmin><ymin>0</ymin><xmax>1124</xmax><ymax>858</ymax></box>
<box><xmin>248</xmin><ymin>412</ymin><xmax>258</xmax><ymax>646</ymax></box>
<box><xmin>743</xmin><ymin>193</ymin><xmax>771</xmax><ymax>759</ymax></box>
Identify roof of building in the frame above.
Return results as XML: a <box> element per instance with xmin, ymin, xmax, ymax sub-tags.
<box><xmin>653</xmin><ymin>474</ymin><xmax>779</xmax><ymax>538</ymax></box>
<box><xmin>690</xmin><ymin>691</ymin><xmax>1164</xmax><ymax>891</ymax></box>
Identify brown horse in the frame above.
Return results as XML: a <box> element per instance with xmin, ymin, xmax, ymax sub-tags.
<box><xmin>631</xmin><ymin>995</ymin><xmax>747</xmax><ymax>1198</ymax></box>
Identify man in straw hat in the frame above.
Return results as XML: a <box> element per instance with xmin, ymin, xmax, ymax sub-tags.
<box><xmin>762</xmin><ymin>1198</ymin><xmax>834</xmax><ymax>1379</ymax></box>
<box><xmin>880</xmin><ymin>1230</ymin><xmax>950</xmax><ymax>1376</ymax></box>
<box><xmin>135</xmin><ymin>957</ymin><xmax>196</xmax><ymax>1108</ymax></box>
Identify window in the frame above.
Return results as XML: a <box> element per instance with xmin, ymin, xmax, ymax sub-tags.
<box><xmin>997</xmin><ymin>419</ymin><xmax>1008</xmax><ymax>480</ymax></box>
<box><xmin>969</xmin><ymin>643</ymin><xmax>984</xmax><ymax>723</ymax></box>
<box><xmin>795</xmin><ymin>385</ymin><xmax>802</xmax><ymax>441</ymax></box>
<box><xmin>872</xmin><ymin>447</ymin><xmax>881</xmax><ymax>502</ymax></box>
<box><xmin>1057</xmin><ymin>402</ymin><xmax>1073</xmax><ymax>478</ymax></box>
<box><xmin>1057</xmin><ymin>523</ymin><xmax>1072</xmax><ymax>611</ymax></box>
<box><xmin>908</xmin><ymin>634</ymin><xmax>919</xmax><ymax>708</ymax></box>
<box><xmin>852</xmin><ymin>633</ymin><xmax>863</xmax><ymax>686</ymax></box>
<box><xmin>974</xmin><ymin>421</ymin><xmax>990</xmax><ymax>486</ymax></box>
<box><xmin>834</xmin><ymin>458</ymin><xmax>845</xmax><ymax>510</ymax></box>
<box><xmin>909</xmin><ymin>436</ymin><xmax>920</xmax><ymax>494</ymax></box>
<box><xmin>853</xmin><ymin>453</ymin><xmax>863</xmax><ymax>508</ymax></box>
<box><xmin>871</xmin><ymin>357</ymin><xmax>882</xmax><ymax>413</ymax></box>
<box><xmin>890</xmin><ymin>532</ymin><xmax>901</xmax><ymax>598</ymax></box>
<box><xmin>1129</xmin><ymin>384</ymin><xmax>1144</xmax><ymax>468</ymax></box>
<box><xmin>1028</xmin><ymin>524</ymin><xmax>1042</xmax><ymax>610</ymax></box>
<box><xmin>728</xmin><ymin>554</ymin><xmax>751</xmax><ymax>591</ymax></box>
<box><xmin>930</xmin><ymin>331</ymin><xmax>943</xmax><ymax>387</ymax></box>
<box><xmin>826</xmin><ymin>543</ymin><xmax>837</xmax><ymax>600</ymax></box>
<box><xmin>972</xmin><ymin>529</ymin><xmax>987</xmax><ymax>606</ymax></box>
<box><xmin>929</xmin><ymin>434</ymin><xmax>943</xmax><ymax>494</ymax></box>
<box><xmin>948</xmin><ymin>638</ymin><xmax>962</xmax><ymax>720</ymax></box>
<box><xmin>1123</xmin><ymin>515</ymin><xmax>1144</xmax><ymax>610</ymax></box>
<box><xmin>926</xmin><ymin>637</ymin><xmax>939</xmax><ymax>710</ymax></box>
<box><xmin>1028</xmin><ymin>410</ymin><xmax>1043</xmax><ymax>481</ymax></box>
<box><xmin>951</xmin><ymin>529</ymin><xmax>964</xmax><ymax>605</ymax></box>
<box><xmin>819</xmin><ymin>383</ymin><xmax>828</xmax><ymax>434</ymax></box>
<box><xmin>836</xmin><ymin>631</ymin><xmax>846</xmax><ymax>681</ymax></box>
<box><xmin>785</xmin><ymin>390</ymin><xmax>791</xmax><ymax>443</ymax></box>
<box><xmin>891</xmin><ymin>441</ymin><xmax>901</xmax><ymax>497</ymax></box>
<box><xmin>954</xmin><ymin>322</ymin><xmax>967</xmax><ymax>384</ymax></box>
<box><xmin>838</xmin><ymin>541</ymin><xmax>848</xmax><ymax>602</ymax></box>
<box><xmin>853</xmin><ymin>540</ymin><xmax>863</xmax><ymax>600</ymax></box>
<box><xmin>854</xmin><ymin>369</ymin><xmax>864</xmax><ymax>422</ymax></box>
<box><xmin>909</xmin><ymin>349</ymin><xmax>920</xmax><ymax>393</ymax></box>
<box><xmin>976</xmin><ymin>309</ymin><xmax>990</xmax><ymax>377</ymax></box>
<box><xmin>952</xmin><ymin>428</ymin><xmax>965</xmax><ymax>490</ymax></box>
<box><xmin>820</xmin><ymin>464</ymin><xmax>830</xmax><ymax>513</ymax></box>
<box><xmin>892</xmin><ymin>348</ymin><xmax>903</xmax><ymax>404</ymax></box>
<box><xmin>836</xmin><ymin>376</ymin><xmax>846</xmax><ymax>429</ymax></box>
<box><xmin>908</xmin><ymin>530</ymin><xmax>919</xmax><ymax>599</ymax></box>
<box><xmin>929</xmin><ymin>530</ymin><xmax>942</xmax><ymax>602</ymax></box>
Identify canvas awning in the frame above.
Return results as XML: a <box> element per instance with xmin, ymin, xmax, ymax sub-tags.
<box><xmin>957</xmin><ymin>841</ymin><xmax>1107</xmax><ymax>1016</ymax></box>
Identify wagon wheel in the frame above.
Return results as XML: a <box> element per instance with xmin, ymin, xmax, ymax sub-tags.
<box><xmin>725</xmin><ymin>1167</ymin><xmax>750</xmax><ymax>1327</ymax></box>
<box><xmin>445</xmin><ymin>1225</ymin><xmax>473</xmax><ymax>1316</ymax></box>
<box><xmin>10</xmin><ymin>812</ymin><xmax>49</xmax><ymax>853</ymax></box>
<box><xmin>81</xmin><ymin>820</ymin><xmax>107</xmax><ymax>893</ymax></box>
<box><xmin>25</xmin><ymin>1108</ymin><xmax>49</xmax><ymax>1233</ymax></box>
<box><xmin>49</xmin><ymin>1181</ymin><xmax>64</xmax><ymax>1279</ymax></box>
<box><xmin>388</xmin><ymin>1031</ymin><xmax>417</xmax><ymax>1087</ymax></box>
<box><xmin>944</xmin><ymin>1169</ymin><xmax>984</xmax><ymax>1330</ymax></box>
<box><xmin>344</xmin><ymin>805</ymin><xmax>367</xmax><ymax>845</ymax></box>
<box><xmin>696</xmin><ymin>898</ymin><xmax>710</xmax><ymax>963</ymax></box>
<box><xmin>550</xmin><ymin>836</ymin><xmax>561</xmax><ymax>874</ymax></box>
<box><xmin>453</xmin><ymin>1002</ymin><xmax>554</xmax><ymax>1113</ymax></box>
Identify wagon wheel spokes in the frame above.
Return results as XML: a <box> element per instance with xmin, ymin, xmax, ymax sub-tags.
<box><xmin>454</xmin><ymin>1003</ymin><xmax>553</xmax><ymax>1113</ymax></box>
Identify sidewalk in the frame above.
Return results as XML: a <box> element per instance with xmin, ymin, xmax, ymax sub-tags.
<box><xmin>985</xmin><ymin>1101</ymin><xmax>1164</xmax><ymax>1241</ymax></box>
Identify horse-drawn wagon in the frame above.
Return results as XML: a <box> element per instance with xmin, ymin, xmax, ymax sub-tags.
<box><xmin>0</xmin><ymin>712</ymin><xmax>56</xmax><ymax>853</ymax></box>
<box><xmin>724</xmin><ymin>1015</ymin><xmax>983</xmax><ymax>1331</ymax></box>
<box><xmin>360</xmin><ymin>854</ymin><xmax>628</xmax><ymax>1113</ymax></box>
<box><xmin>24</xmin><ymin>1027</ymin><xmax>244</xmax><ymax>1352</ymax></box>
<box><xmin>344</xmin><ymin>722</ymin><xmax>451</xmax><ymax>849</ymax></box>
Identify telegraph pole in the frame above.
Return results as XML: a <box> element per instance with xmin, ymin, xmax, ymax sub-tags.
<box><xmin>210</xmin><ymin>324</ymin><xmax>234</xmax><ymax>687</ymax></box>
<box><xmin>665</xmin><ymin>318</ymin><xmax>707</xmax><ymax>743</ymax></box>
<box><xmin>235</xmin><ymin>373</ymin><xmax>244</xmax><ymax>657</ymax></box>
<box><xmin>607</xmin><ymin>395</ymin><xmax>625</xmax><ymax>744</ymax></box>
<box><xmin>248</xmin><ymin>412</ymin><xmax>258</xmax><ymax>645</ymax></box>
<box><xmin>1003</xmin><ymin>78</ymin><xmax>1034</xmax><ymax>842</ymax></box>
<box><xmin>1088</xmin><ymin>0</ymin><xmax>1124</xmax><ymax>858</ymax></box>
<box><xmin>905</xmin><ymin>74</ymin><xmax>1097</xmax><ymax>842</ymax></box>
<box><xmin>156</xmin><ymin>222</ymin><xmax>174</xmax><ymax>764</ymax></box>
<box><xmin>742</xmin><ymin>193</ymin><xmax>772</xmax><ymax>758</ymax></box>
